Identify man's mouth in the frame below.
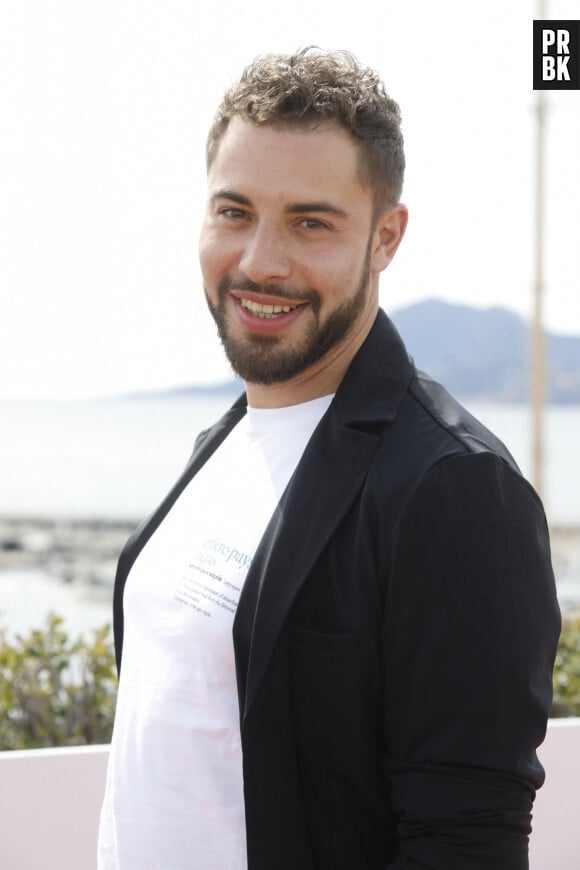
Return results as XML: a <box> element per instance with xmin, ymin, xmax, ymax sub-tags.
<box><xmin>239</xmin><ymin>298</ymin><xmax>302</xmax><ymax>320</ymax></box>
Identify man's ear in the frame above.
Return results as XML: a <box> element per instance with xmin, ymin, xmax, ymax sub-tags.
<box><xmin>369</xmin><ymin>203</ymin><xmax>408</xmax><ymax>273</ymax></box>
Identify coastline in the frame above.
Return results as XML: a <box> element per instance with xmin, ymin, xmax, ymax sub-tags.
<box><xmin>0</xmin><ymin>516</ymin><xmax>136</xmax><ymax>639</ymax></box>
<box><xmin>0</xmin><ymin>515</ymin><xmax>137</xmax><ymax>588</ymax></box>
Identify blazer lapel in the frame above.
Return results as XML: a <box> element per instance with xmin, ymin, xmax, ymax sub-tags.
<box><xmin>233</xmin><ymin>409</ymin><xmax>381</xmax><ymax>721</ymax></box>
<box><xmin>233</xmin><ymin>310</ymin><xmax>414</xmax><ymax>721</ymax></box>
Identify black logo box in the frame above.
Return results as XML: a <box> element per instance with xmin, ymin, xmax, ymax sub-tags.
<box><xmin>533</xmin><ymin>20</ymin><xmax>580</xmax><ymax>90</ymax></box>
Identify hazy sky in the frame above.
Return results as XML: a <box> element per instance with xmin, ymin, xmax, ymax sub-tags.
<box><xmin>1</xmin><ymin>0</ymin><xmax>579</xmax><ymax>399</ymax></box>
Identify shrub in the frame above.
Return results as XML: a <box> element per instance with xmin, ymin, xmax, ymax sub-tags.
<box><xmin>0</xmin><ymin>613</ymin><xmax>117</xmax><ymax>750</ymax></box>
<box><xmin>551</xmin><ymin>609</ymin><xmax>580</xmax><ymax>718</ymax></box>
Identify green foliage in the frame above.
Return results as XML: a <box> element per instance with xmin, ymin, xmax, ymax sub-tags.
<box><xmin>0</xmin><ymin>613</ymin><xmax>117</xmax><ymax>750</ymax></box>
<box><xmin>551</xmin><ymin>609</ymin><xmax>580</xmax><ymax>718</ymax></box>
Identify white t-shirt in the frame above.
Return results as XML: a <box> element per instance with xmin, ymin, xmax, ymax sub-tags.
<box><xmin>98</xmin><ymin>394</ymin><xmax>333</xmax><ymax>870</ymax></box>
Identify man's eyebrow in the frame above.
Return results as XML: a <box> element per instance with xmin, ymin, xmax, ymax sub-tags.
<box><xmin>210</xmin><ymin>190</ymin><xmax>252</xmax><ymax>206</ymax></box>
<box><xmin>285</xmin><ymin>201</ymin><xmax>348</xmax><ymax>219</ymax></box>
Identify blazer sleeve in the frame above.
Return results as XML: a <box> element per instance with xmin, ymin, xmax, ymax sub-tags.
<box><xmin>381</xmin><ymin>451</ymin><xmax>561</xmax><ymax>869</ymax></box>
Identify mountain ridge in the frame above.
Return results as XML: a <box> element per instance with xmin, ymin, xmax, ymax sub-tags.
<box><xmin>390</xmin><ymin>299</ymin><xmax>580</xmax><ymax>404</ymax></box>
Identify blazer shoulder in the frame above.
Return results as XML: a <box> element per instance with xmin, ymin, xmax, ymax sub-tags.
<box><xmin>362</xmin><ymin>368</ymin><xmax>546</xmax><ymax>551</ymax></box>
<box><xmin>406</xmin><ymin>368</ymin><xmax>520</xmax><ymax>469</ymax></box>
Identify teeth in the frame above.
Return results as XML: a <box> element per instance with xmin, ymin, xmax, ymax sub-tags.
<box><xmin>240</xmin><ymin>298</ymin><xmax>298</xmax><ymax>318</ymax></box>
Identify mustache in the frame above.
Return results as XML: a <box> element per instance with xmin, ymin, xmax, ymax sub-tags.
<box><xmin>217</xmin><ymin>275</ymin><xmax>320</xmax><ymax>310</ymax></box>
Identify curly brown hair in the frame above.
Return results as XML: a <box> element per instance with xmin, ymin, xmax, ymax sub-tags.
<box><xmin>206</xmin><ymin>47</ymin><xmax>405</xmax><ymax>211</ymax></box>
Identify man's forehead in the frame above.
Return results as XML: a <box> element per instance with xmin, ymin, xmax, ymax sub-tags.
<box><xmin>207</xmin><ymin>118</ymin><xmax>368</xmax><ymax>200</ymax></box>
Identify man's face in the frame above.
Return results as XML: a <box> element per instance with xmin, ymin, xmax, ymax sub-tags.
<box><xmin>199</xmin><ymin>119</ymin><xmax>388</xmax><ymax>395</ymax></box>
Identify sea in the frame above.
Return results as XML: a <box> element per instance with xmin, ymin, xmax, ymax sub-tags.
<box><xmin>1</xmin><ymin>393</ymin><xmax>579</xmax><ymax>637</ymax></box>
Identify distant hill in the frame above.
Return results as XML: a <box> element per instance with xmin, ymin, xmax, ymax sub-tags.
<box><xmin>127</xmin><ymin>378</ymin><xmax>244</xmax><ymax>401</ymax></box>
<box><xmin>154</xmin><ymin>379</ymin><xmax>244</xmax><ymax>399</ymax></box>
<box><xmin>390</xmin><ymin>299</ymin><xmax>580</xmax><ymax>404</ymax></box>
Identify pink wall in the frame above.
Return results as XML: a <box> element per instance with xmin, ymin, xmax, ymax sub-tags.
<box><xmin>0</xmin><ymin>744</ymin><xmax>108</xmax><ymax>870</ymax></box>
<box><xmin>530</xmin><ymin>718</ymin><xmax>580</xmax><ymax>869</ymax></box>
<box><xmin>0</xmin><ymin>719</ymin><xmax>578</xmax><ymax>869</ymax></box>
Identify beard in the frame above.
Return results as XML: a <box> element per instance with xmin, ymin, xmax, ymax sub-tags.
<box><xmin>204</xmin><ymin>256</ymin><xmax>371</xmax><ymax>387</ymax></box>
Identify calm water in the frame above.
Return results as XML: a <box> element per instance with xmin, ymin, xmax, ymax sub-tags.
<box><xmin>0</xmin><ymin>394</ymin><xmax>578</xmax><ymax>525</ymax></box>
<box><xmin>0</xmin><ymin>394</ymin><xmax>235</xmax><ymax>520</ymax></box>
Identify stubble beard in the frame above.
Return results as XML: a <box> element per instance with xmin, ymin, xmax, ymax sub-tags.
<box><xmin>204</xmin><ymin>258</ymin><xmax>371</xmax><ymax>387</ymax></box>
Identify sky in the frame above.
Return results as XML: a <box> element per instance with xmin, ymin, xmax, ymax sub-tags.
<box><xmin>1</xmin><ymin>0</ymin><xmax>579</xmax><ymax>400</ymax></box>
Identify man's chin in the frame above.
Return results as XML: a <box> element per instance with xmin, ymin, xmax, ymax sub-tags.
<box><xmin>223</xmin><ymin>345</ymin><xmax>313</xmax><ymax>386</ymax></box>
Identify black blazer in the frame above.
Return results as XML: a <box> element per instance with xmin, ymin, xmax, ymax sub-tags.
<box><xmin>113</xmin><ymin>310</ymin><xmax>560</xmax><ymax>870</ymax></box>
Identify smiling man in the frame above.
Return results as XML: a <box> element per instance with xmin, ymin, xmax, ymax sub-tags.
<box><xmin>200</xmin><ymin>118</ymin><xmax>405</xmax><ymax>405</ymax></box>
<box><xmin>98</xmin><ymin>49</ymin><xmax>560</xmax><ymax>870</ymax></box>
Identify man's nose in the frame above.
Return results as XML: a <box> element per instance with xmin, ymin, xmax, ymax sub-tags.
<box><xmin>238</xmin><ymin>224</ymin><xmax>292</xmax><ymax>285</ymax></box>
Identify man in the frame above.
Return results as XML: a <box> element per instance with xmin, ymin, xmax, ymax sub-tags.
<box><xmin>98</xmin><ymin>49</ymin><xmax>560</xmax><ymax>869</ymax></box>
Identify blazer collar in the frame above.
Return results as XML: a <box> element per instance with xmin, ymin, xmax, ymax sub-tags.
<box><xmin>233</xmin><ymin>309</ymin><xmax>414</xmax><ymax>721</ymax></box>
<box><xmin>333</xmin><ymin>307</ymin><xmax>414</xmax><ymax>428</ymax></box>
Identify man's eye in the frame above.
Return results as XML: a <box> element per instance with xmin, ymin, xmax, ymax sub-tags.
<box><xmin>219</xmin><ymin>208</ymin><xmax>247</xmax><ymax>220</ymax></box>
<box><xmin>299</xmin><ymin>218</ymin><xmax>326</xmax><ymax>230</ymax></box>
